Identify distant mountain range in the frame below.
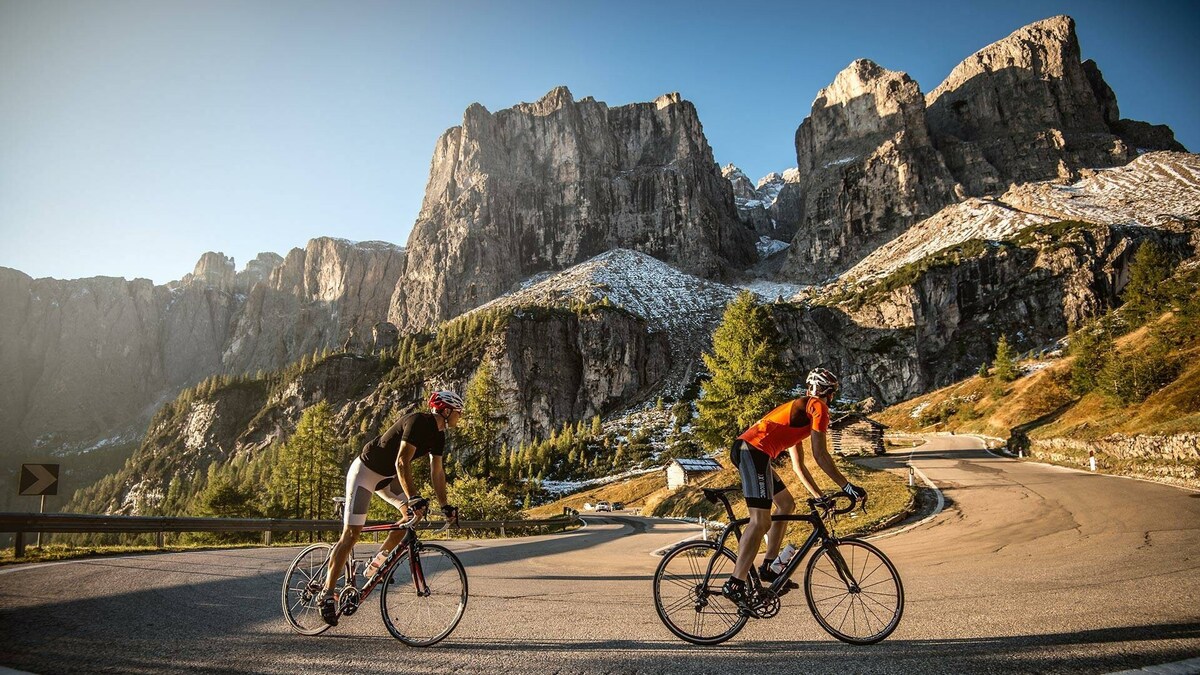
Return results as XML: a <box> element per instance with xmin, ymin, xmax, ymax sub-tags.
<box><xmin>1</xmin><ymin>15</ymin><xmax>1195</xmax><ymax>513</ymax></box>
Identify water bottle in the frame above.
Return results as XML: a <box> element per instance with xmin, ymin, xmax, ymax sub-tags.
<box><xmin>770</xmin><ymin>544</ymin><xmax>798</xmax><ymax>575</ymax></box>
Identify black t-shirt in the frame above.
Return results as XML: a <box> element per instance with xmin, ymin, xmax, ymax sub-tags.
<box><xmin>360</xmin><ymin>411</ymin><xmax>445</xmax><ymax>476</ymax></box>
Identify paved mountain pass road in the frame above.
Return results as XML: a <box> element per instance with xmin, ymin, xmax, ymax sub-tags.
<box><xmin>1</xmin><ymin>435</ymin><xmax>1198</xmax><ymax>674</ymax></box>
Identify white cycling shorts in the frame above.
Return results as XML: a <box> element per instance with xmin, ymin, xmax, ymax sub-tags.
<box><xmin>343</xmin><ymin>457</ymin><xmax>409</xmax><ymax>527</ymax></box>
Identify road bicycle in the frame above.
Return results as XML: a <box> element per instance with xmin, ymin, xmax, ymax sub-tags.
<box><xmin>652</xmin><ymin>487</ymin><xmax>904</xmax><ymax>645</ymax></box>
<box><xmin>281</xmin><ymin>499</ymin><xmax>468</xmax><ymax>646</ymax></box>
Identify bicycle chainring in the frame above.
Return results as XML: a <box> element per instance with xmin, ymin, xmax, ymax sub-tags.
<box><xmin>751</xmin><ymin>590</ymin><xmax>781</xmax><ymax>619</ymax></box>
<box><xmin>338</xmin><ymin>586</ymin><xmax>361</xmax><ymax>616</ymax></box>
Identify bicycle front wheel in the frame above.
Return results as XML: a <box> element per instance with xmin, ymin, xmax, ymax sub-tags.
<box><xmin>380</xmin><ymin>542</ymin><xmax>468</xmax><ymax>647</ymax></box>
<box><xmin>805</xmin><ymin>537</ymin><xmax>904</xmax><ymax>645</ymax></box>
<box><xmin>652</xmin><ymin>540</ymin><xmax>748</xmax><ymax>645</ymax></box>
<box><xmin>281</xmin><ymin>543</ymin><xmax>347</xmax><ymax>635</ymax></box>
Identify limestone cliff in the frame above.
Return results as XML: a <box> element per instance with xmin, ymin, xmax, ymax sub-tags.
<box><xmin>0</xmin><ymin>238</ymin><xmax>401</xmax><ymax>465</ymax></box>
<box><xmin>925</xmin><ymin>16</ymin><xmax>1183</xmax><ymax>194</ymax></box>
<box><xmin>391</xmin><ymin>87</ymin><xmax>756</xmax><ymax>329</ymax></box>
<box><xmin>224</xmin><ymin>237</ymin><xmax>405</xmax><ymax>373</ymax></box>
<box><xmin>782</xmin><ymin>59</ymin><xmax>959</xmax><ymax>282</ymax></box>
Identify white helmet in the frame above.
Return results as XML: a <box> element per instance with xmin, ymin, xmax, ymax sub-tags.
<box><xmin>428</xmin><ymin>390</ymin><xmax>465</xmax><ymax>415</ymax></box>
<box><xmin>806</xmin><ymin>368</ymin><xmax>840</xmax><ymax>399</ymax></box>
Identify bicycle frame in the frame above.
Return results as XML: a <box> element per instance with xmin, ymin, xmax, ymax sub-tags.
<box><xmin>354</xmin><ymin>523</ymin><xmax>427</xmax><ymax>601</ymax></box>
<box><xmin>701</xmin><ymin>489</ymin><xmax>857</xmax><ymax>598</ymax></box>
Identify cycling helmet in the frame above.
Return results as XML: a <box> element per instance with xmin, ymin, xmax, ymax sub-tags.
<box><xmin>429</xmin><ymin>390</ymin><xmax>465</xmax><ymax>415</ymax></box>
<box><xmin>806</xmin><ymin>368</ymin><xmax>840</xmax><ymax>399</ymax></box>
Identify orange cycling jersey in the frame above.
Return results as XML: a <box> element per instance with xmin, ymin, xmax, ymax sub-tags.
<box><xmin>737</xmin><ymin>397</ymin><xmax>830</xmax><ymax>459</ymax></box>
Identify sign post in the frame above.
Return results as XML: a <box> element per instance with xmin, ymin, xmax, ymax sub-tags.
<box><xmin>19</xmin><ymin>464</ymin><xmax>59</xmax><ymax>550</ymax></box>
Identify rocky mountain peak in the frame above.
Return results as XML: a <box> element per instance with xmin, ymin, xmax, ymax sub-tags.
<box><xmin>183</xmin><ymin>252</ymin><xmax>236</xmax><ymax>289</ymax></box>
<box><xmin>804</xmin><ymin>59</ymin><xmax>930</xmax><ymax>163</ymax></box>
<box><xmin>393</xmin><ymin>88</ymin><xmax>756</xmax><ymax>329</ymax></box>
<box><xmin>922</xmin><ymin>14</ymin><xmax>1182</xmax><ymax>192</ymax></box>
<box><xmin>785</xmin><ymin>57</ymin><xmax>957</xmax><ymax>281</ymax></box>
<box><xmin>721</xmin><ymin>164</ymin><xmax>757</xmax><ymax>199</ymax></box>
<box><xmin>514</xmin><ymin>85</ymin><xmax>575</xmax><ymax>116</ymax></box>
<box><xmin>654</xmin><ymin>92</ymin><xmax>683</xmax><ymax>109</ymax></box>
<box><xmin>234</xmin><ymin>252</ymin><xmax>284</xmax><ymax>292</ymax></box>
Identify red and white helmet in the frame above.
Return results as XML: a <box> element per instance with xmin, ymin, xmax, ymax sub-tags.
<box><xmin>806</xmin><ymin>368</ymin><xmax>840</xmax><ymax>399</ymax></box>
<box><xmin>429</xmin><ymin>390</ymin><xmax>465</xmax><ymax>415</ymax></box>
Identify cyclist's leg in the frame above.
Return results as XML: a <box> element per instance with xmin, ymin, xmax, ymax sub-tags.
<box><xmin>730</xmin><ymin>441</ymin><xmax>774</xmax><ymax>582</ymax></box>
<box><xmin>324</xmin><ymin>458</ymin><xmax>379</xmax><ymax>592</ymax></box>
<box><xmin>762</xmin><ymin>482</ymin><xmax>794</xmax><ymax>564</ymax></box>
<box><xmin>368</xmin><ymin>477</ymin><xmax>411</xmax><ymax>568</ymax></box>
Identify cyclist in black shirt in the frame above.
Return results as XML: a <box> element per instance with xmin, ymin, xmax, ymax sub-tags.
<box><xmin>318</xmin><ymin>390</ymin><xmax>465</xmax><ymax>625</ymax></box>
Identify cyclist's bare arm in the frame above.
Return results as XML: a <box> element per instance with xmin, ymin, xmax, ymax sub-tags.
<box><xmin>809</xmin><ymin>430</ymin><xmax>849</xmax><ymax>488</ymax></box>
<box><xmin>395</xmin><ymin>441</ymin><xmax>421</xmax><ymax>511</ymax></box>
<box><xmin>787</xmin><ymin>445</ymin><xmax>823</xmax><ymax>499</ymax></box>
<box><xmin>430</xmin><ymin>455</ymin><xmax>449</xmax><ymax>508</ymax></box>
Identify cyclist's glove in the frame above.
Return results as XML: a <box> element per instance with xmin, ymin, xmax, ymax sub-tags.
<box><xmin>842</xmin><ymin>482</ymin><xmax>866</xmax><ymax>503</ymax></box>
<box><xmin>407</xmin><ymin>496</ymin><xmax>429</xmax><ymax>513</ymax></box>
<box><xmin>441</xmin><ymin>504</ymin><xmax>460</xmax><ymax>526</ymax></box>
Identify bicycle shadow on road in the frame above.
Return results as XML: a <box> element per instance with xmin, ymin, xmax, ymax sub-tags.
<box><xmin>431</xmin><ymin>621</ymin><xmax>1200</xmax><ymax>672</ymax></box>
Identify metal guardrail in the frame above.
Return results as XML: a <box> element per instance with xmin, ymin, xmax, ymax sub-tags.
<box><xmin>0</xmin><ymin>512</ymin><xmax>581</xmax><ymax>558</ymax></box>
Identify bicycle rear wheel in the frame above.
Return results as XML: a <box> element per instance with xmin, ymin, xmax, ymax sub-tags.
<box><xmin>804</xmin><ymin>537</ymin><xmax>904</xmax><ymax>645</ymax></box>
<box><xmin>281</xmin><ymin>543</ymin><xmax>348</xmax><ymax>635</ymax></box>
<box><xmin>652</xmin><ymin>541</ymin><xmax>748</xmax><ymax>645</ymax></box>
<box><xmin>380</xmin><ymin>542</ymin><xmax>468</xmax><ymax>646</ymax></box>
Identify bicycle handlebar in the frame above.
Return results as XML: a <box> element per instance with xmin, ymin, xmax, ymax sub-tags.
<box><xmin>807</xmin><ymin>491</ymin><xmax>859</xmax><ymax>516</ymax></box>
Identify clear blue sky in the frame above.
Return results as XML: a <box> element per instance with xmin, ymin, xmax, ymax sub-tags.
<box><xmin>2</xmin><ymin>0</ymin><xmax>1197</xmax><ymax>284</ymax></box>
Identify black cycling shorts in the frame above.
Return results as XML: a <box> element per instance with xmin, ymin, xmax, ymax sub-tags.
<box><xmin>730</xmin><ymin>439</ymin><xmax>785</xmax><ymax>510</ymax></box>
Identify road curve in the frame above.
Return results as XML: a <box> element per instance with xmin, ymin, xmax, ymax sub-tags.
<box><xmin>1</xmin><ymin>435</ymin><xmax>1198</xmax><ymax>674</ymax></box>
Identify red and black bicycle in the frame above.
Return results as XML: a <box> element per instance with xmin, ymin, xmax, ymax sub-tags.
<box><xmin>281</xmin><ymin>504</ymin><xmax>467</xmax><ymax>646</ymax></box>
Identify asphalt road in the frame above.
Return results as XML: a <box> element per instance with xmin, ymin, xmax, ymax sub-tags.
<box><xmin>1</xmin><ymin>435</ymin><xmax>1198</xmax><ymax>674</ymax></box>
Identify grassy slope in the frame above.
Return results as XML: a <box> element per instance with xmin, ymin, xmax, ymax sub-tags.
<box><xmin>876</xmin><ymin>316</ymin><xmax>1200</xmax><ymax>440</ymax></box>
<box><xmin>528</xmin><ymin>451</ymin><xmax>915</xmax><ymax>541</ymax></box>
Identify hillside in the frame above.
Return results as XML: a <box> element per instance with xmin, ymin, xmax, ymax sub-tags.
<box><xmin>838</xmin><ymin>152</ymin><xmax>1200</xmax><ymax>286</ymax></box>
<box><xmin>876</xmin><ymin>273</ymin><xmax>1200</xmax><ymax>488</ymax></box>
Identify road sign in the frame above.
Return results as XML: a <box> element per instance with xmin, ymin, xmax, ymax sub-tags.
<box><xmin>19</xmin><ymin>464</ymin><xmax>59</xmax><ymax>496</ymax></box>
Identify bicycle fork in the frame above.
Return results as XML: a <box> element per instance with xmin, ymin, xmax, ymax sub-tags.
<box><xmin>410</xmin><ymin>544</ymin><xmax>431</xmax><ymax>597</ymax></box>
<box><xmin>824</xmin><ymin>543</ymin><xmax>861</xmax><ymax>593</ymax></box>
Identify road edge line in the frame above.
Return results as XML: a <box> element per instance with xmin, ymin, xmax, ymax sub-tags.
<box><xmin>866</xmin><ymin>464</ymin><xmax>944</xmax><ymax>541</ymax></box>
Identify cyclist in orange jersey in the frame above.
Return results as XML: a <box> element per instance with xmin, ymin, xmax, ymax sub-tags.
<box><xmin>721</xmin><ymin>368</ymin><xmax>866</xmax><ymax>610</ymax></box>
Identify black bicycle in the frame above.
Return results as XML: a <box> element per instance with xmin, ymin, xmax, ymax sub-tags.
<box><xmin>281</xmin><ymin>502</ymin><xmax>468</xmax><ymax>646</ymax></box>
<box><xmin>652</xmin><ymin>487</ymin><xmax>904</xmax><ymax>645</ymax></box>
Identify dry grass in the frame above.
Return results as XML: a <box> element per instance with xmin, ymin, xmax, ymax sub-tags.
<box><xmin>877</xmin><ymin>314</ymin><xmax>1200</xmax><ymax>441</ymax></box>
<box><xmin>525</xmin><ymin>471</ymin><xmax>666</xmax><ymax>518</ymax></box>
<box><xmin>531</xmin><ymin>450</ymin><xmax>915</xmax><ymax>544</ymax></box>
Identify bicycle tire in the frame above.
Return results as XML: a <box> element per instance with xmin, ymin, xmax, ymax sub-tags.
<box><xmin>804</xmin><ymin>537</ymin><xmax>904</xmax><ymax>645</ymax></box>
<box><xmin>379</xmin><ymin>542</ymin><xmax>468</xmax><ymax>647</ymax></box>
<box><xmin>281</xmin><ymin>543</ymin><xmax>348</xmax><ymax>635</ymax></box>
<box><xmin>653</xmin><ymin>540</ymin><xmax>748</xmax><ymax>645</ymax></box>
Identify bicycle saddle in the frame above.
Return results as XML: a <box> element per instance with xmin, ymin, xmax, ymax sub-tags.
<box><xmin>701</xmin><ymin>487</ymin><xmax>741</xmax><ymax>504</ymax></box>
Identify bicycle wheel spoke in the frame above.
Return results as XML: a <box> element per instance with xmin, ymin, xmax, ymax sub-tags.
<box><xmin>282</xmin><ymin>544</ymin><xmax>337</xmax><ymax>636</ymax></box>
<box><xmin>653</xmin><ymin>542</ymin><xmax>747</xmax><ymax>645</ymax></box>
<box><xmin>804</xmin><ymin>540</ymin><xmax>903</xmax><ymax>645</ymax></box>
<box><xmin>380</xmin><ymin>544</ymin><xmax>467</xmax><ymax>647</ymax></box>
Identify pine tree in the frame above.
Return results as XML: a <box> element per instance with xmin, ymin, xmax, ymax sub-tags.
<box><xmin>695</xmin><ymin>291</ymin><xmax>792</xmax><ymax>448</ymax></box>
<box><xmin>590</xmin><ymin>415</ymin><xmax>602</xmax><ymax>437</ymax></box>
<box><xmin>1123</xmin><ymin>241</ymin><xmax>1174</xmax><ymax>325</ymax></box>
<box><xmin>460</xmin><ymin>359</ymin><xmax>504</xmax><ymax>476</ymax></box>
<box><xmin>268</xmin><ymin>402</ymin><xmax>345</xmax><ymax>520</ymax></box>
<box><xmin>992</xmin><ymin>335</ymin><xmax>1019</xmax><ymax>383</ymax></box>
<box><xmin>977</xmin><ymin>360</ymin><xmax>990</xmax><ymax>379</ymax></box>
